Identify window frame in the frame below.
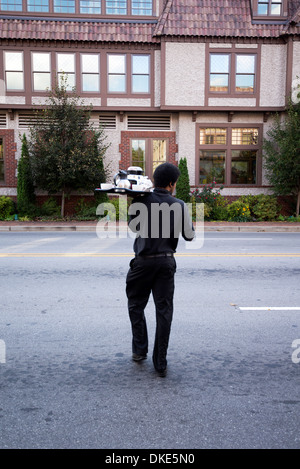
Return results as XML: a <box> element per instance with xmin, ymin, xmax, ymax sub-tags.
<box><xmin>208</xmin><ymin>49</ymin><xmax>258</xmax><ymax>97</ymax></box>
<box><xmin>1</xmin><ymin>48</ymin><xmax>153</xmax><ymax>102</ymax></box>
<box><xmin>0</xmin><ymin>0</ymin><xmax>155</xmax><ymax>16</ymax></box>
<box><xmin>31</xmin><ymin>51</ymin><xmax>51</xmax><ymax>92</ymax></box>
<box><xmin>107</xmin><ymin>52</ymin><xmax>151</xmax><ymax>96</ymax></box>
<box><xmin>56</xmin><ymin>52</ymin><xmax>76</xmax><ymax>91</ymax></box>
<box><xmin>195</xmin><ymin>123</ymin><xmax>263</xmax><ymax>186</ymax></box>
<box><xmin>4</xmin><ymin>50</ymin><xmax>25</xmax><ymax>92</ymax></box>
<box><xmin>81</xmin><ymin>53</ymin><xmax>100</xmax><ymax>93</ymax></box>
<box><xmin>252</xmin><ymin>0</ymin><xmax>288</xmax><ymax>19</ymax></box>
<box><xmin>130</xmin><ymin>136</ymin><xmax>170</xmax><ymax>179</ymax></box>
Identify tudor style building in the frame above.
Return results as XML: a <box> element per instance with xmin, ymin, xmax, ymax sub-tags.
<box><xmin>0</xmin><ymin>0</ymin><xmax>300</xmax><ymax>201</ymax></box>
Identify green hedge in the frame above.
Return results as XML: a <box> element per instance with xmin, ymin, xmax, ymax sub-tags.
<box><xmin>0</xmin><ymin>196</ymin><xmax>15</xmax><ymax>220</ymax></box>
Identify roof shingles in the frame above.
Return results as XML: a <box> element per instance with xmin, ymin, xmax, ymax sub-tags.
<box><xmin>0</xmin><ymin>0</ymin><xmax>299</xmax><ymax>43</ymax></box>
<box><xmin>0</xmin><ymin>18</ymin><xmax>159</xmax><ymax>43</ymax></box>
<box><xmin>156</xmin><ymin>0</ymin><xmax>300</xmax><ymax>38</ymax></box>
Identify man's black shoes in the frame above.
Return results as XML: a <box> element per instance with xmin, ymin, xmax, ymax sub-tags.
<box><xmin>156</xmin><ymin>368</ymin><xmax>167</xmax><ymax>378</ymax></box>
<box><xmin>132</xmin><ymin>353</ymin><xmax>147</xmax><ymax>362</ymax></box>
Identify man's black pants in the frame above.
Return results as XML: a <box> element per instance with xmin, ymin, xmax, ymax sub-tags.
<box><xmin>126</xmin><ymin>255</ymin><xmax>176</xmax><ymax>372</ymax></box>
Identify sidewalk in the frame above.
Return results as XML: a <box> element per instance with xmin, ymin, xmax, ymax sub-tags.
<box><xmin>1</xmin><ymin>220</ymin><xmax>300</xmax><ymax>232</ymax></box>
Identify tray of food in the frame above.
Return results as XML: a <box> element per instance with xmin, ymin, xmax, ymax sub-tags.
<box><xmin>94</xmin><ymin>185</ymin><xmax>152</xmax><ymax>196</ymax></box>
<box><xmin>95</xmin><ymin>166</ymin><xmax>153</xmax><ymax>196</ymax></box>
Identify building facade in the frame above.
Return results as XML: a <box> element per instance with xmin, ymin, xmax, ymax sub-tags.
<box><xmin>0</xmin><ymin>0</ymin><xmax>300</xmax><ymax>201</ymax></box>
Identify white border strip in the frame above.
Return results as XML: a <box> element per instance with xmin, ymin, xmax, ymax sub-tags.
<box><xmin>240</xmin><ymin>307</ymin><xmax>300</xmax><ymax>311</ymax></box>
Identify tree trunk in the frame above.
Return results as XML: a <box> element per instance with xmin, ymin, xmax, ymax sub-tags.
<box><xmin>296</xmin><ymin>188</ymin><xmax>300</xmax><ymax>217</ymax></box>
<box><xmin>61</xmin><ymin>190</ymin><xmax>65</xmax><ymax>218</ymax></box>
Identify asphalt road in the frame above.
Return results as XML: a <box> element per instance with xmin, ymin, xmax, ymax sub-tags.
<box><xmin>0</xmin><ymin>231</ymin><xmax>300</xmax><ymax>449</ymax></box>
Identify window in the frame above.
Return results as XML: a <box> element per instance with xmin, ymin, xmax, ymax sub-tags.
<box><xmin>132</xmin><ymin>0</ymin><xmax>152</xmax><ymax>15</ymax></box>
<box><xmin>0</xmin><ymin>138</ymin><xmax>4</xmax><ymax>183</ymax></box>
<box><xmin>210</xmin><ymin>54</ymin><xmax>230</xmax><ymax>92</ymax></box>
<box><xmin>197</xmin><ymin>126</ymin><xmax>261</xmax><ymax>185</ymax></box>
<box><xmin>0</xmin><ymin>0</ymin><xmax>154</xmax><ymax>14</ymax></box>
<box><xmin>131</xmin><ymin>139</ymin><xmax>146</xmax><ymax>171</ymax></box>
<box><xmin>131</xmin><ymin>138</ymin><xmax>167</xmax><ymax>178</ymax></box>
<box><xmin>108</xmin><ymin>54</ymin><xmax>126</xmax><ymax>92</ymax></box>
<box><xmin>80</xmin><ymin>0</ymin><xmax>101</xmax><ymax>13</ymax></box>
<box><xmin>236</xmin><ymin>55</ymin><xmax>256</xmax><ymax>93</ymax></box>
<box><xmin>132</xmin><ymin>55</ymin><xmax>150</xmax><ymax>93</ymax></box>
<box><xmin>0</xmin><ymin>0</ymin><xmax>22</xmax><ymax>10</ymax></box>
<box><xmin>54</xmin><ymin>0</ymin><xmax>75</xmax><ymax>13</ymax></box>
<box><xmin>81</xmin><ymin>54</ymin><xmax>100</xmax><ymax>92</ymax></box>
<box><xmin>27</xmin><ymin>0</ymin><xmax>49</xmax><ymax>12</ymax></box>
<box><xmin>57</xmin><ymin>53</ymin><xmax>75</xmax><ymax>90</ymax></box>
<box><xmin>32</xmin><ymin>53</ymin><xmax>51</xmax><ymax>91</ymax></box>
<box><xmin>210</xmin><ymin>53</ymin><xmax>256</xmax><ymax>94</ymax></box>
<box><xmin>106</xmin><ymin>0</ymin><xmax>127</xmax><ymax>14</ymax></box>
<box><xmin>108</xmin><ymin>53</ymin><xmax>150</xmax><ymax>94</ymax></box>
<box><xmin>257</xmin><ymin>0</ymin><xmax>282</xmax><ymax>15</ymax></box>
<box><xmin>4</xmin><ymin>52</ymin><xmax>24</xmax><ymax>91</ymax></box>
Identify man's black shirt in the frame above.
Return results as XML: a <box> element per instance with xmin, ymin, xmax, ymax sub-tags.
<box><xmin>128</xmin><ymin>188</ymin><xmax>195</xmax><ymax>256</ymax></box>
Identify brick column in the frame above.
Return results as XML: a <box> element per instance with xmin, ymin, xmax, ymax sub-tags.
<box><xmin>0</xmin><ymin>130</ymin><xmax>18</xmax><ymax>188</ymax></box>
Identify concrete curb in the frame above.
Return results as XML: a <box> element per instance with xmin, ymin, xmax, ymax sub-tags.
<box><xmin>1</xmin><ymin>224</ymin><xmax>300</xmax><ymax>232</ymax></box>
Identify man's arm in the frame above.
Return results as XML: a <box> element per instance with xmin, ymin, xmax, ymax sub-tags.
<box><xmin>181</xmin><ymin>202</ymin><xmax>195</xmax><ymax>241</ymax></box>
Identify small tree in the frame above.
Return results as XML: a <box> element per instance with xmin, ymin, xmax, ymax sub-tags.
<box><xmin>263</xmin><ymin>92</ymin><xmax>300</xmax><ymax>216</ymax></box>
<box><xmin>176</xmin><ymin>157</ymin><xmax>191</xmax><ymax>203</ymax></box>
<box><xmin>28</xmin><ymin>75</ymin><xmax>109</xmax><ymax>217</ymax></box>
<box><xmin>17</xmin><ymin>134</ymin><xmax>36</xmax><ymax>216</ymax></box>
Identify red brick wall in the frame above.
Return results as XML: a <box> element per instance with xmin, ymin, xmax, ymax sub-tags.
<box><xmin>0</xmin><ymin>130</ymin><xmax>18</xmax><ymax>187</ymax></box>
<box><xmin>119</xmin><ymin>131</ymin><xmax>178</xmax><ymax>170</ymax></box>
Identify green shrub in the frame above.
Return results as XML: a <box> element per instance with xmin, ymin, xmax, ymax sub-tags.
<box><xmin>0</xmin><ymin>196</ymin><xmax>15</xmax><ymax>220</ymax></box>
<box><xmin>227</xmin><ymin>200</ymin><xmax>251</xmax><ymax>222</ymax></box>
<box><xmin>95</xmin><ymin>196</ymin><xmax>129</xmax><ymax>221</ymax></box>
<box><xmin>190</xmin><ymin>197</ymin><xmax>211</xmax><ymax>221</ymax></box>
<box><xmin>252</xmin><ymin>194</ymin><xmax>280</xmax><ymax>221</ymax></box>
<box><xmin>17</xmin><ymin>134</ymin><xmax>36</xmax><ymax>216</ymax></box>
<box><xmin>176</xmin><ymin>157</ymin><xmax>191</xmax><ymax>203</ymax></box>
<box><xmin>212</xmin><ymin>204</ymin><xmax>229</xmax><ymax>221</ymax></box>
<box><xmin>238</xmin><ymin>195</ymin><xmax>259</xmax><ymax>215</ymax></box>
<box><xmin>40</xmin><ymin>197</ymin><xmax>61</xmax><ymax>217</ymax></box>
<box><xmin>191</xmin><ymin>182</ymin><xmax>226</xmax><ymax>220</ymax></box>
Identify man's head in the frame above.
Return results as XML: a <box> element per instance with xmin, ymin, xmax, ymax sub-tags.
<box><xmin>153</xmin><ymin>162</ymin><xmax>180</xmax><ymax>191</ymax></box>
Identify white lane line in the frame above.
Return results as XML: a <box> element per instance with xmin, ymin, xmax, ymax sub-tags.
<box><xmin>239</xmin><ymin>307</ymin><xmax>300</xmax><ymax>311</ymax></box>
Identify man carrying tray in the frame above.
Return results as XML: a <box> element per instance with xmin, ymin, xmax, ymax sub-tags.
<box><xmin>126</xmin><ymin>162</ymin><xmax>195</xmax><ymax>377</ymax></box>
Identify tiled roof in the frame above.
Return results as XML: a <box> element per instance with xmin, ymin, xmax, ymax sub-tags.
<box><xmin>155</xmin><ymin>0</ymin><xmax>300</xmax><ymax>38</ymax></box>
<box><xmin>0</xmin><ymin>1</ymin><xmax>299</xmax><ymax>43</ymax></box>
<box><xmin>0</xmin><ymin>18</ymin><xmax>159</xmax><ymax>43</ymax></box>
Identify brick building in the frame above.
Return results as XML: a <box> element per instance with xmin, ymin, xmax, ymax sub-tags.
<box><xmin>0</xmin><ymin>0</ymin><xmax>300</xmax><ymax>202</ymax></box>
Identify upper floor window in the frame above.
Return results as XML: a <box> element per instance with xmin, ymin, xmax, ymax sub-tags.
<box><xmin>54</xmin><ymin>0</ymin><xmax>75</xmax><ymax>13</ymax></box>
<box><xmin>0</xmin><ymin>0</ymin><xmax>154</xmax><ymax>15</ymax></box>
<box><xmin>57</xmin><ymin>53</ymin><xmax>75</xmax><ymax>90</ymax></box>
<box><xmin>108</xmin><ymin>54</ymin><xmax>126</xmax><ymax>92</ymax></box>
<box><xmin>257</xmin><ymin>0</ymin><xmax>282</xmax><ymax>15</ymax></box>
<box><xmin>108</xmin><ymin>53</ymin><xmax>150</xmax><ymax>93</ymax></box>
<box><xmin>106</xmin><ymin>0</ymin><xmax>126</xmax><ymax>14</ymax></box>
<box><xmin>132</xmin><ymin>0</ymin><xmax>152</xmax><ymax>15</ymax></box>
<box><xmin>0</xmin><ymin>0</ymin><xmax>22</xmax><ymax>11</ymax></box>
<box><xmin>132</xmin><ymin>54</ymin><xmax>150</xmax><ymax>93</ymax></box>
<box><xmin>4</xmin><ymin>51</ymin><xmax>24</xmax><ymax>91</ymax></box>
<box><xmin>209</xmin><ymin>53</ymin><xmax>256</xmax><ymax>94</ymax></box>
<box><xmin>252</xmin><ymin>0</ymin><xmax>288</xmax><ymax>18</ymax></box>
<box><xmin>80</xmin><ymin>0</ymin><xmax>101</xmax><ymax>13</ymax></box>
<box><xmin>28</xmin><ymin>0</ymin><xmax>49</xmax><ymax>12</ymax></box>
<box><xmin>32</xmin><ymin>52</ymin><xmax>51</xmax><ymax>91</ymax></box>
<box><xmin>81</xmin><ymin>54</ymin><xmax>100</xmax><ymax>92</ymax></box>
